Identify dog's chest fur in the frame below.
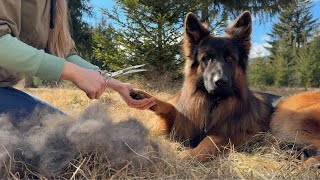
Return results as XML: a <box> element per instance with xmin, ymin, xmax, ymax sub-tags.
<box><xmin>171</xmin><ymin>90</ymin><xmax>271</xmax><ymax>146</ymax></box>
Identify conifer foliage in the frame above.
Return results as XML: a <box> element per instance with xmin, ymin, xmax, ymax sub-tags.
<box><xmin>250</xmin><ymin>0</ymin><xmax>319</xmax><ymax>87</ymax></box>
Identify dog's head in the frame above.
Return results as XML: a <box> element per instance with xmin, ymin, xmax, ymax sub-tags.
<box><xmin>183</xmin><ymin>11</ymin><xmax>252</xmax><ymax>99</ymax></box>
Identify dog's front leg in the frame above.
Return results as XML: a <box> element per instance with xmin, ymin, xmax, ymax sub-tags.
<box><xmin>182</xmin><ymin>135</ymin><xmax>227</xmax><ymax>161</ymax></box>
<box><xmin>130</xmin><ymin>89</ymin><xmax>177</xmax><ymax>133</ymax></box>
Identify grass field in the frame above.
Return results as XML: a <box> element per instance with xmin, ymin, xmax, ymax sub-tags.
<box><xmin>8</xmin><ymin>84</ymin><xmax>320</xmax><ymax>179</ymax></box>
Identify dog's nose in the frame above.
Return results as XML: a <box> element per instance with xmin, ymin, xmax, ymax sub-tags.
<box><xmin>215</xmin><ymin>77</ymin><xmax>229</xmax><ymax>87</ymax></box>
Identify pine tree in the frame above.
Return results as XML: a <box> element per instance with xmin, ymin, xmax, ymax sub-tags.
<box><xmin>91</xmin><ymin>19</ymin><xmax>127</xmax><ymax>70</ymax></box>
<box><xmin>101</xmin><ymin>0</ymin><xmax>294</xmax><ymax>77</ymax></box>
<box><xmin>296</xmin><ymin>34</ymin><xmax>320</xmax><ymax>87</ymax></box>
<box><xmin>265</xmin><ymin>0</ymin><xmax>318</xmax><ymax>86</ymax></box>
<box><xmin>266</xmin><ymin>0</ymin><xmax>318</xmax><ymax>61</ymax></box>
<box><xmin>311</xmin><ymin>35</ymin><xmax>320</xmax><ymax>86</ymax></box>
<box><xmin>296</xmin><ymin>45</ymin><xmax>314</xmax><ymax>87</ymax></box>
<box><xmin>103</xmin><ymin>0</ymin><xmax>197</xmax><ymax>76</ymax></box>
<box><xmin>68</xmin><ymin>0</ymin><xmax>93</xmax><ymax>60</ymax></box>
<box><xmin>248</xmin><ymin>56</ymin><xmax>274</xmax><ymax>88</ymax></box>
<box><xmin>198</xmin><ymin>0</ymin><xmax>293</xmax><ymax>33</ymax></box>
<box><xmin>272</xmin><ymin>39</ymin><xmax>292</xmax><ymax>86</ymax></box>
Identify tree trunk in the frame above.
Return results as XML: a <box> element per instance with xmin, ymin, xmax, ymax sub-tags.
<box><xmin>24</xmin><ymin>75</ymin><xmax>37</xmax><ymax>88</ymax></box>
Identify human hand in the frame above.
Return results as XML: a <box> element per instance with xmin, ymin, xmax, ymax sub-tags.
<box><xmin>60</xmin><ymin>62</ymin><xmax>106</xmax><ymax>99</ymax></box>
<box><xmin>107</xmin><ymin>78</ymin><xmax>156</xmax><ymax>110</ymax></box>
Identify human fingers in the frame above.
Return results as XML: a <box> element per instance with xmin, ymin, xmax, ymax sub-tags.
<box><xmin>127</xmin><ymin>97</ymin><xmax>156</xmax><ymax>108</ymax></box>
<box><xmin>94</xmin><ymin>90</ymin><xmax>103</xmax><ymax>99</ymax></box>
<box><xmin>86</xmin><ymin>92</ymin><xmax>95</xmax><ymax>99</ymax></box>
<box><xmin>86</xmin><ymin>71</ymin><xmax>106</xmax><ymax>99</ymax></box>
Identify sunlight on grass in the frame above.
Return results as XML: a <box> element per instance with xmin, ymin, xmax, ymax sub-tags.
<box><xmin>10</xmin><ymin>87</ymin><xmax>319</xmax><ymax>179</ymax></box>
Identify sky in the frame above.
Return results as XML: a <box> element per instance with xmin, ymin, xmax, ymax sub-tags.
<box><xmin>85</xmin><ymin>0</ymin><xmax>320</xmax><ymax>59</ymax></box>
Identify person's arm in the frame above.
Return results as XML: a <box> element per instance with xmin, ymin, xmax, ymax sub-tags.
<box><xmin>65</xmin><ymin>55</ymin><xmax>100</xmax><ymax>70</ymax></box>
<box><xmin>64</xmin><ymin>38</ymin><xmax>100</xmax><ymax>70</ymax></box>
<box><xmin>59</xmin><ymin>61</ymin><xmax>156</xmax><ymax>109</ymax></box>
<box><xmin>62</xmin><ymin>39</ymin><xmax>156</xmax><ymax>108</ymax></box>
<box><xmin>0</xmin><ymin>34</ymin><xmax>65</xmax><ymax>81</ymax></box>
<box><xmin>0</xmin><ymin>34</ymin><xmax>107</xmax><ymax>99</ymax></box>
<box><xmin>0</xmin><ymin>34</ymin><xmax>156</xmax><ymax>108</ymax></box>
<box><xmin>0</xmin><ymin>34</ymin><xmax>103</xmax><ymax>80</ymax></box>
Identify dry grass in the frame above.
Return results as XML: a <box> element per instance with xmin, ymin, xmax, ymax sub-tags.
<box><xmin>7</xmin><ymin>85</ymin><xmax>320</xmax><ymax>179</ymax></box>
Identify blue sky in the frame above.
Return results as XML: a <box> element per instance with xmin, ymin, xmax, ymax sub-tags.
<box><xmin>86</xmin><ymin>0</ymin><xmax>320</xmax><ymax>58</ymax></box>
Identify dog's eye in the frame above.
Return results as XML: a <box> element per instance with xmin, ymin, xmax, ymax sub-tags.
<box><xmin>202</xmin><ymin>55</ymin><xmax>211</xmax><ymax>62</ymax></box>
<box><xmin>225</xmin><ymin>56</ymin><xmax>233</xmax><ymax>62</ymax></box>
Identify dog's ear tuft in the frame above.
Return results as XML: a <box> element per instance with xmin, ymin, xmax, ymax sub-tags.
<box><xmin>184</xmin><ymin>12</ymin><xmax>210</xmax><ymax>45</ymax></box>
<box><xmin>225</xmin><ymin>11</ymin><xmax>252</xmax><ymax>55</ymax></box>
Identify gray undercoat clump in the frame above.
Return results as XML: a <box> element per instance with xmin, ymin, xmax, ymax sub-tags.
<box><xmin>0</xmin><ymin>103</ymin><xmax>150</xmax><ymax>177</ymax></box>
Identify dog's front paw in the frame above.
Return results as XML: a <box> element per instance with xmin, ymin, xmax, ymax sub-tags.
<box><xmin>130</xmin><ymin>89</ymin><xmax>152</xmax><ymax>100</ymax></box>
<box><xmin>130</xmin><ymin>89</ymin><xmax>156</xmax><ymax>111</ymax></box>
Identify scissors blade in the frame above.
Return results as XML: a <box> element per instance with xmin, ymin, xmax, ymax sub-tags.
<box><xmin>121</xmin><ymin>69</ymin><xmax>147</xmax><ymax>75</ymax></box>
<box><xmin>110</xmin><ymin>70</ymin><xmax>124</xmax><ymax>77</ymax></box>
<box><xmin>110</xmin><ymin>64</ymin><xmax>146</xmax><ymax>77</ymax></box>
<box><xmin>122</xmin><ymin>64</ymin><xmax>145</xmax><ymax>71</ymax></box>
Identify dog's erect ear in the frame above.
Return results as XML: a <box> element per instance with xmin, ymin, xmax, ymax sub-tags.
<box><xmin>225</xmin><ymin>11</ymin><xmax>252</xmax><ymax>55</ymax></box>
<box><xmin>183</xmin><ymin>12</ymin><xmax>210</xmax><ymax>58</ymax></box>
<box><xmin>184</xmin><ymin>12</ymin><xmax>210</xmax><ymax>45</ymax></box>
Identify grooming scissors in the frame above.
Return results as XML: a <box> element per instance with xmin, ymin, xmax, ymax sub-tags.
<box><xmin>99</xmin><ymin>64</ymin><xmax>146</xmax><ymax>78</ymax></box>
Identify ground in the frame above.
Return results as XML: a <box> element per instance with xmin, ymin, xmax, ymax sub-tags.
<box><xmin>7</xmin><ymin>84</ymin><xmax>320</xmax><ymax>179</ymax></box>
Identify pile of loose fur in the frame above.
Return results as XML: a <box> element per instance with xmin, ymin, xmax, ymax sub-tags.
<box><xmin>0</xmin><ymin>103</ymin><xmax>153</xmax><ymax>178</ymax></box>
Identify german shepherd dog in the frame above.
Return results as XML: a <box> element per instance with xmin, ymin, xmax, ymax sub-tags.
<box><xmin>131</xmin><ymin>11</ymin><xmax>320</xmax><ymax>162</ymax></box>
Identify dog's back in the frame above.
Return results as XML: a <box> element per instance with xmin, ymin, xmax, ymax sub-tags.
<box><xmin>271</xmin><ymin>90</ymin><xmax>320</xmax><ymax>149</ymax></box>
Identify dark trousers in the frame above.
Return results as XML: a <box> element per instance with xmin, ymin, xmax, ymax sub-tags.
<box><xmin>0</xmin><ymin>87</ymin><xmax>64</xmax><ymax>123</ymax></box>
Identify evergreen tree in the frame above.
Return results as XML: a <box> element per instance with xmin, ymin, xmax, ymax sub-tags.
<box><xmin>272</xmin><ymin>52</ymin><xmax>291</xmax><ymax>87</ymax></box>
<box><xmin>68</xmin><ymin>0</ymin><xmax>93</xmax><ymax>60</ymax></box>
<box><xmin>296</xmin><ymin>35</ymin><xmax>320</xmax><ymax>87</ymax></box>
<box><xmin>266</xmin><ymin>0</ymin><xmax>318</xmax><ymax>61</ymax></box>
<box><xmin>102</xmin><ymin>0</ymin><xmax>293</xmax><ymax>77</ymax></box>
<box><xmin>248</xmin><ymin>56</ymin><xmax>274</xmax><ymax>87</ymax></box>
<box><xmin>271</xmin><ymin>32</ymin><xmax>303</xmax><ymax>87</ymax></box>
<box><xmin>311</xmin><ymin>35</ymin><xmax>320</xmax><ymax>86</ymax></box>
<box><xmin>265</xmin><ymin>0</ymin><xmax>318</xmax><ymax>86</ymax></box>
<box><xmin>103</xmin><ymin>0</ymin><xmax>197</xmax><ymax>76</ymax></box>
<box><xmin>91</xmin><ymin>19</ymin><xmax>127</xmax><ymax>70</ymax></box>
<box><xmin>197</xmin><ymin>0</ymin><xmax>293</xmax><ymax>34</ymax></box>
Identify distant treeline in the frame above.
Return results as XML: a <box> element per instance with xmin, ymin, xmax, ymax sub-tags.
<box><xmin>248</xmin><ymin>0</ymin><xmax>320</xmax><ymax>88</ymax></box>
<box><xmin>68</xmin><ymin>0</ymin><xmax>319</xmax><ymax>88</ymax></box>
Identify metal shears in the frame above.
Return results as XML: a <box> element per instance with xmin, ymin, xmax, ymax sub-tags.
<box><xmin>99</xmin><ymin>64</ymin><xmax>147</xmax><ymax>78</ymax></box>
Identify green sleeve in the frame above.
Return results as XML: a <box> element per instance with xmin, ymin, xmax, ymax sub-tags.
<box><xmin>0</xmin><ymin>34</ymin><xmax>65</xmax><ymax>81</ymax></box>
<box><xmin>66</xmin><ymin>55</ymin><xmax>100</xmax><ymax>70</ymax></box>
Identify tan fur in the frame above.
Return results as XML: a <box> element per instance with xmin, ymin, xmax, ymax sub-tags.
<box><xmin>271</xmin><ymin>91</ymin><xmax>320</xmax><ymax>148</ymax></box>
